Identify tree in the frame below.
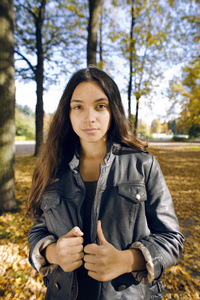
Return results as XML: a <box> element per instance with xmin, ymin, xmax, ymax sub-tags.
<box><xmin>171</xmin><ymin>58</ymin><xmax>200</xmax><ymax>138</ymax></box>
<box><xmin>106</xmin><ymin>0</ymin><xmax>175</xmax><ymax>134</ymax></box>
<box><xmin>15</xmin><ymin>0</ymin><xmax>47</xmax><ymax>155</ymax></box>
<box><xmin>14</xmin><ymin>0</ymin><xmax>87</xmax><ymax>155</ymax></box>
<box><xmin>125</xmin><ymin>0</ymin><xmax>169</xmax><ymax>134</ymax></box>
<box><xmin>98</xmin><ymin>4</ymin><xmax>103</xmax><ymax>69</ymax></box>
<box><xmin>87</xmin><ymin>0</ymin><xmax>103</xmax><ymax>65</ymax></box>
<box><xmin>0</xmin><ymin>0</ymin><xmax>17</xmax><ymax>214</ymax></box>
<box><xmin>168</xmin><ymin>0</ymin><xmax>200</xmax><ymax>137</ymax></box>
<box><xmin>127</xmin><ymin>0</ymin><xmax>135</xmax><ymax>128</ymax></box>
<box><xmin>151</xmin><ymin>119</ymin><xmax>162</xmax><ymax>134</ymax></box>
<box><xmin>102</xmin><ymin>0</ymin><xmax>199</xmax><ymax>135</ymax></box>
<box><xmin>167</xmin><ymin>0</ymin><xmax>199</xmax><ymax>62</ymax></box>
<box><xmin>15</xmin><ymin>106</ymin><xmax>35</xmax><ymax>140</ymax></box>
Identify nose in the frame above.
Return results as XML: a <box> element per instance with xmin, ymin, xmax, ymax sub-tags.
<box><xmin>84</xmin><ymin>108</ymin><xmax>96</xmax><ymax>124</ymax></box>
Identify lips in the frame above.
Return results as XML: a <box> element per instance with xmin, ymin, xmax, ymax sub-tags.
<box><xmin>82</xmin><ymin>128</ymin><xmax>98</xmax><ymax>134</ymax></box>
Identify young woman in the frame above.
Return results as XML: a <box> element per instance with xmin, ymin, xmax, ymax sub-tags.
<box><xmin>27</xmin><ymin>66</ymin><xmax>184</xmax><ymax>300</ymax></box>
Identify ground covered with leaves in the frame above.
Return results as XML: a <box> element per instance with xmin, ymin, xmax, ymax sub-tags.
<box><xmin>0</xmin><ymin>144</ymin><xmax>200</xmax><ymax>299</ymax></box>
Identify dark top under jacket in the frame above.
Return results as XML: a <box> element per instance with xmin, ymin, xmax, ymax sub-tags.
<box><xmin>77</xmin><ymin>180</ymin><xmax>98</xmax><ymax>300</ymax></box>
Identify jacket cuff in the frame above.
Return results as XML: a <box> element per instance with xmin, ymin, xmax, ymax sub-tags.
<box><xmin>30</xmin><ymin>235</ymin><xmax>57</xmax><ymax>276</ymax></box>
<box><xmin>130</xmin><ymin>241</ymin><xmax>154</xmax><ymax>285</ymax></box>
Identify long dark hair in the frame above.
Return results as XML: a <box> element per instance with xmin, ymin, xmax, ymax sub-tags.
<box><xmin>27</xmin><ymin>65</ymin><xmax>148</xmax><ymax>219</ymax></box>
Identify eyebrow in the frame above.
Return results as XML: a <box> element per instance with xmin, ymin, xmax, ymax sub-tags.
<box><xmin>70</xmin><ymin>98</ymin><xmax>109</xmax><ymax>103</ymax></box>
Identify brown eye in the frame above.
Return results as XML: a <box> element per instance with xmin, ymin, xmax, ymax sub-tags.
<box><xmin>73</xmin><ymin>105</ymin><xmax>82</xmax><ymax>110</ymax></box>
<box><xmin>96</xmin><ymin>104</ymin><xmax>107</xmax><ymax>109</ymax></box>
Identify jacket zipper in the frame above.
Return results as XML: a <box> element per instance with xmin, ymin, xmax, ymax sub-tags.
<box><xmin>90</xmin><ymin>162</ymin><xmax>109</xmax><ymax>244</ymax></box>
<box><xmin>74</xmin><ymin>172</ymin><xmax>86</xmax><ymax>230</ymax></box>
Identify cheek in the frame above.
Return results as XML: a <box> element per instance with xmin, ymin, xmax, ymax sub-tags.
<box><xmin>106</xmin><ymin>112</ymin><xmax>112</xmax><ymax>129</ymax></box>
<box><xmin>70</xmin><ymin>113</ymin><xmax>83</xmax><ymax>136</ymax></box>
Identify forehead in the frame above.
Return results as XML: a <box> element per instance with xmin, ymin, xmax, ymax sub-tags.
<box><xmin>71</xmin><ymin>81</ymin><xmax>108</xmax><ymax>101</ymax></box>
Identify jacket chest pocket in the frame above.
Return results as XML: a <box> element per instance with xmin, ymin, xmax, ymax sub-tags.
<box><xmin>41</xmin><ymin>193</ymin><xmax>60</xmax><ymax>211</ymax></box>
<box><xmin>100</xmin><ymin>183</ymin><xmax>147</xmax><ymax>220</ymax></box>
<box><xmin>41</xmin><ymin>192</ymin><xmax>81</xmax><ymax>237</ymax></box>
<box><xmin>117</xmin><ymin>183</ymin><xmax>147</xmax><ymax>242</ymax></box>
<box><xmin>118</xmin><ymin>183</ymin><xmax>147</xmax><ymax>204</ymax></box>
<box><xmin>41</xmin><ymin>193</ymin><xmax>61</xmax><ymax>235</ymax></box>
<box><xmin>99</xmin><ymin>182</ymin><xmax>147</xmax><ymax>248</ymax></box>
<box><xmin>117</xmin><ymin>182</ymin><xmax>147</xmax><ymax>228</ymax></box>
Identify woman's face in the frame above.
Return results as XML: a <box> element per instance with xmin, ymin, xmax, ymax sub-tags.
<box><xmin>70</xmin><ymin>81</ymin><xmax>111</xmax><ymax>146</ymax></box>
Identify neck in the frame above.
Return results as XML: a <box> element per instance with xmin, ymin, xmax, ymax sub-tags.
<box><xmin>80</xmin><ymin>139</ymin><xmax>107</xmax><ymax>160</ymax></box>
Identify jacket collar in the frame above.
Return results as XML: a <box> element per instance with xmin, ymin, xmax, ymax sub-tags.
<box><xmin>69</xmin><ymin>136</ymin><xmax>114</xmax><ymax>171</ymax></box>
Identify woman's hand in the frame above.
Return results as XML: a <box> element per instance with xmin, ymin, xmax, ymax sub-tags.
<box><xmin>84</xmin><ymin>221</ymin><xmax>146</xmax><ymax>282</ymax></box>
<box><xmin>45</xmin><ymin>227</ymin><xmax>84</xmax><ymax>272</ymax></box>
<box><xmin>84</xmin><ymin>220</ymin><xmax>126</xmax><ymax>281</ymax></box>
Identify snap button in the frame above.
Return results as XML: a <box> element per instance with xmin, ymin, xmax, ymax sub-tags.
<box><xmin>136</xmin><ymin>193</ymin><xmax>141</xmax><ymax>201</ymax></box>
<box><xmin>54</xmin><ymin>282</ymin><xmax>60</xmax><ymax>290</ymax></box>
<box><xmin>118</xmin><ymin>284</ymin><xmax>126</xmax><ymax>291</ymax></box>
<box><xmin>44</xmin><ymin>204</ymin><xmax>48</xmax><ymax>210</ymax></box>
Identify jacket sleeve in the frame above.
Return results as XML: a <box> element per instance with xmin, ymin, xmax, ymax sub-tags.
<box><xmin>131</xmin><ymin>155</ymin><xmax>184</xmax><ymax>284</ymax></box>
<box><xmin>28</xmin><ymin>214</ymin><xmax>57</xmax><ymax>276</ymax></box>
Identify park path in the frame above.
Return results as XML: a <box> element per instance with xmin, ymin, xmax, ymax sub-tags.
<box><xmin>15</xmin><ymin>141</ymin><xmax>200</xmax><ymax>156</ymax></box>
<box><xmin>15</xmin><ymin>141</ymin><xmax>35</xmax><ymax>156</ymax></box>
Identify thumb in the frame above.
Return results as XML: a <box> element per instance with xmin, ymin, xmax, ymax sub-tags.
<box><xmin>97</xmin><ymin>220</ymin><xmax>107</xmax><ymax>245</ymax></box>
<box><xmin>64</xmin><ymin>226</ymin><xmax>84</xmax><ymax>238</ymax></box>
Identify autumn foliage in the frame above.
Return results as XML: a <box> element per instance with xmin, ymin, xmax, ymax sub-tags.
<box><xmin>0</xmin><ymin>145</ymin><xmax>200</xmax><ymax>299</ymax></box>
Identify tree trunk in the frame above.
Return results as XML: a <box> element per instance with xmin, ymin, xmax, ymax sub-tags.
<box><xmin>127</xmin><ymin>0</ymin><xmax>135</xmax><ymax>130</ymax></box>
<box><xmin>35</xmin><ymin>70</ymin><xmax>44</xmax><ymax>156</ymax></box>
<box><xmin>34</xmin><ymin>0</ymin><xmax>46</xmax><ymax>156</ymax></box>
<box><xmin>99</xmin><ymin>6</ymin><xmax>103</xmax><ymax>69</ymax></box>
<box><xmin>134</xmin><ymin>97</ymin><xmax>139</xmax><ymax>136</ymax></box>
<box><xmin>87</xmin><ymin>0</ymin><xmax>103</xmax><ymax>66</ymax></box>
<box><xmin>0</xmin><ymin>0</ymin><xmax>17</xmax><ymax>214</ymax></box>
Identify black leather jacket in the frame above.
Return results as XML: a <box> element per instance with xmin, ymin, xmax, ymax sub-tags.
<box><xmin>28</xmin><ymin>142</ymin><xmax>184</xmax><ymax>300</ymax></box>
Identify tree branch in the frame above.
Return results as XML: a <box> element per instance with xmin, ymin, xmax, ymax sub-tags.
<box><xmin>14</xmin><ymin>50</ymin><xmax>36</xmax><ymax>75</ymax></box>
